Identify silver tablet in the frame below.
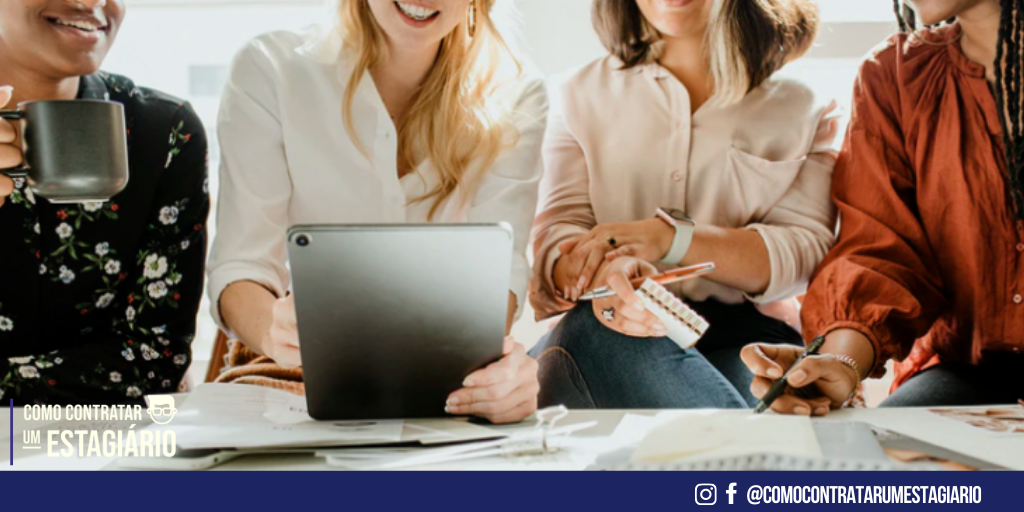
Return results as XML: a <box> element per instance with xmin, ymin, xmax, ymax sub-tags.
<box><xmin>286</xmin><ymin>223</ymin><xmax>513</xmax><ymax>420</ymax></box>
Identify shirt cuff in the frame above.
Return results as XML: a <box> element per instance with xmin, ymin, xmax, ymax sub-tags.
<box><xmin>741</xmin><ymin>224</ymin><xmax>805</xmax><ymax>303</ymax></box>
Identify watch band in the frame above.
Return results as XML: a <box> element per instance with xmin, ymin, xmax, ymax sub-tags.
<box><xmin>660</xmin><ymin>222</ymin><xmax>694</xmax><ymax>265</ymax></box>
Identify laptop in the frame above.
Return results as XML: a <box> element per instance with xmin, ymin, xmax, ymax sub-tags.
<box><xmin>286</xmin><ymin>223</ymin><xmax>513</xmax><ymax>420</ymax></box>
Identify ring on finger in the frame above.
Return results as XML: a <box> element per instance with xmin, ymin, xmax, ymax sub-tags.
<box><xmin>606</xmin><ymin>237</ymin><xmax>617</xmax><ymax>248</ymax></box>
<box><xmin>602</xmin><ymin>307</ymin><xmax>615</xmax><ymax>322</ymax></box>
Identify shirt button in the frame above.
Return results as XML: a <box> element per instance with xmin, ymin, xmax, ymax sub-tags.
<box><xmin>671</xmin><ymin>172</ymin><xmax>683</xmax><ymax>182</ymax></box>
<box><xmin>1014</xmin><ymin>294</ymin><xmax>1023</xmax><ymax>304</ymax></box>
<box><xmin>1017</xmin><ymin>243</ymin><xmax>1024</xmax><ymax>252</ymax></box>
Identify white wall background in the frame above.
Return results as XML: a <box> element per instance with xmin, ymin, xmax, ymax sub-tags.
<box><xmin>101</xmin><ymin>0</ymin><xmax>900</xmax><ymax>389</ymax></box>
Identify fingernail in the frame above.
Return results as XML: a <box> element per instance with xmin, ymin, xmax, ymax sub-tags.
<box><xmin>444</xmin><ymin>405</ymin><xmax>451</xmax><ymax>414</ymax></box>
<box><xmin>563</xmin><ymin>286</ymin><xmax>570</xmax><ymax>299</ymax></box>
<box><xmin>815</xmin><ymin>407</ymin><xmax>829</xmax><ymax>416</ymax></box>
<box><xmin>767</xmin><ymin>367</ymin><xmax>783</xmax><ymax>379</ymax></box>
<box><xmin>463</xmin><ymin>378</ymin><xmax>475</xmax><ymax>387</ymax></box>
<box><xmin>0</xmin><ymin>85</ymin><xmax>12</xmax><ymax>93</ymax></box>
<box><xmin>447</xmin><ymin>396</ymin><xmax>460</xmax><ymax>406</ymax></box>
<box><xmin>789</xmin><ymin>369</ymin><xmax>807</xmax><ymax>386</ymax></box>
<box><xmin>577</xmin><ymin>276</ymin><xmax>587</xmax><ymax>290</ymax></box>
<box><xmin>794</xmin><ymin>405</ymin><xmax>810</xmax><ymax>416</ymax></box>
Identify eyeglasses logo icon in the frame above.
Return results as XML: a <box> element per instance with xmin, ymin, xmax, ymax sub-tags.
<box><xmin>146</xmin><ymin>395</ymin><xmax>178</xmax><ymax>425</ymax></box>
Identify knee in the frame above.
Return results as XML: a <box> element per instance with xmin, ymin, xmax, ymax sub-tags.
<box><xmin>535</xmin><ymin>304</ymin><xmax>628</xmax><ymax>357</ymax></box>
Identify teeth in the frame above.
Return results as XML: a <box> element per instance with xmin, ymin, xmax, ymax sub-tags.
<box><xmin>396</xmin><ymin>2</ymin><xmax>439</xmax><ymax>21</ymax></box>
<box><xmin>55</xmin><ymin>19</ymin><xmax>102</xmax><ymax>32</ymax></box>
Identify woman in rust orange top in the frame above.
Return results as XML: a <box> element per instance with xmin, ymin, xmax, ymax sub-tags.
<box><xmin>742</xmin><ymin>0</ymin><xmax>1024</xmax><ymax>415</ymax></box>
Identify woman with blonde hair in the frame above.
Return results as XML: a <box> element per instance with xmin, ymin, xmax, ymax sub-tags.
<box><xmin>529</xmin><ymin>0</ymin><xmax>839</xmax><ymax>409</ymax></box>
<box><xmin>209</xmin><ymin>0</ymin><xmax>547</xmax><ymax>424</ymax></box>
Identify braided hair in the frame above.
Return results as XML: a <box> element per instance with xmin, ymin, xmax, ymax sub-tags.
<box><xmin>894</xmin><ymin>0</ymin><xmax>1024</xmax><ymax>221</ymax></box>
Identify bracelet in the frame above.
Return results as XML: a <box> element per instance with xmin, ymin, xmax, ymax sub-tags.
<box><xmin>830</xmin><ymin>353</ymin><xmax>862</xmax><ymax>408</ymax></box>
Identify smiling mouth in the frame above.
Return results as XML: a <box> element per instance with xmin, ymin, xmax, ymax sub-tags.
<box><xmin>45</xmin><ymin>16</ymin><xmax>108</xmax><ymax>34</ymax></box>
<box><xmin>394</xmin><ymin>1</ymin><xmax>440</xmax><ymax>22</ymax></box>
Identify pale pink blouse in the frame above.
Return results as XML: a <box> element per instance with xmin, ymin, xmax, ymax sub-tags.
<box><xmin>529</xmin><ymin>57</ymin><xmax>840</xmax><ymax>320</ymax></box>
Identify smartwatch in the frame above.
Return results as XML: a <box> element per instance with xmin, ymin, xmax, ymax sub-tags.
<box><xmin>655</xmin><ymin>207</ymin><xmax>696</xmax><ymax>265</ymax></box>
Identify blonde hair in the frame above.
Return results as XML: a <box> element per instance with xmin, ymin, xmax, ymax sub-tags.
<box><xmin>338</xmin><ymin>0</ymin><xmax>521</xmax><ymax>218</ymax></box>
<box><xmin>593</xmin><ymin>0</ymin><xmax>818</xmax><ymax>105</ymax></box>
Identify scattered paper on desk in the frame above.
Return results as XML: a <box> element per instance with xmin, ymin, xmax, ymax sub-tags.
<box><xmin>631</xmin><ymin>410</ymin><xmax>823</xmax><ymax>464</ymax></box>
<box><xmin>929</xmin><ymin>407</ymin><xmax>1024</xmax><ymax>436</ymax></box>
<box><xmin>169</xmin><ymin>384</ymin><xmax>404</xmax><ymax>450</ymax></box>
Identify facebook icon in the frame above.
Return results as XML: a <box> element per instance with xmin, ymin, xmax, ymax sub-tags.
<box><xmin>727</xmin><ymin>483</ymin><xmax>738</xmax><ymax>504</ymax></box>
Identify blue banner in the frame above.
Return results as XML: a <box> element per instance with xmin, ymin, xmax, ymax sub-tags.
<box><xmin>1</xmin><ymin>471</ymin><xmax>1020</xmax><ymax>510</ymax></box>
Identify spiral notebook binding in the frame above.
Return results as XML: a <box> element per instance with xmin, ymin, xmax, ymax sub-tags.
<box><xmin>638</xmin><ymin>279</ymin><xmax>709</xmax><ymax>336</ymax></box>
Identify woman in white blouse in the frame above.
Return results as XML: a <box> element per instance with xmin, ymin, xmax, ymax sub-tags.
<box><xmin>529</xmin><ymin>0</ymin><xmax>839</xmax><ymax>409</ymax></box>
<box><xmin>209</xmin><ymin>0</ymin><xmax>547</xmax><ymax>424</ymax></box>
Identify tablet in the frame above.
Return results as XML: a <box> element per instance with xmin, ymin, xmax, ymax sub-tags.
<box><xmin>286</xmin><ymin>224</ymin><xmax>513</xmax><ymax>420</ymax></box>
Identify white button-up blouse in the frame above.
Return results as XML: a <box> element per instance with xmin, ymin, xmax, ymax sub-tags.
<box><xmin>208</xmin><ymin>29</ymin><xmax>548</xmax><ymax>329</ymax></box>
<box><xmin>530</xmin><ymin>57</ymin><xmax>840</xmax><ymax>320</ymax></box>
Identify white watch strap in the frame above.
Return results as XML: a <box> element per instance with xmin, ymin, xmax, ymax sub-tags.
<box><xmin>660</xmin><ymin>223</ymin><xmax>694</xmax><ymax>265</ymax></box>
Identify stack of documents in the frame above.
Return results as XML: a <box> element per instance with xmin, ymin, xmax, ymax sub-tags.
<box><xmin>164</xmin><ymin>384</ymin><xmax>503</xmax><ymax>451</ymax></box>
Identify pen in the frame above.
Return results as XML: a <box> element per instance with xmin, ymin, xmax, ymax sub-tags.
<box><xmin>576</xmin><ymin>262</ymin><xmax>715</xmax><ymax>301</ymax></box>
<box><xmin>754</xmin><ymin>335</ymin><xmax>827</xmax><ymax>414</ymax></box>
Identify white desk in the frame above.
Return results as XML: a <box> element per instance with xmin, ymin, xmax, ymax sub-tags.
<box><xmin>3</xmin><ymin>407</ymin><xmax>1022</xmax><ymax>471</ymax></box>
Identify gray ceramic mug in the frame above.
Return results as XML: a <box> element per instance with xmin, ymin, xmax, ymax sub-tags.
<box><xmin>0</xmin><ymin>100</ymin><xmax>129</xmax><ymax>204</ymax></box>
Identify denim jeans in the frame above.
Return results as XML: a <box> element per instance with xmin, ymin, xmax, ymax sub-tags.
<box><xmin>881</xmin><ymin>352</ymin><xmax>1024</xmax><ymax>407</ymax></box>
<box><xmin>529</xmin><ymin>300</ymin><xmax>803</xmax><ymax>409</ymax></box>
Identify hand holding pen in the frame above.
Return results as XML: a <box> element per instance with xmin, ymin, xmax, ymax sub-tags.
<box><xmin>742</xmin><ymin>335</ymin><xmax>865</xmax><ymax>417</ymax></box>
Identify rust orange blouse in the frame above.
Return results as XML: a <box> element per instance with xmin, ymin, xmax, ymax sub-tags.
<box><xmin>802</xmin><ymin>26</ymin><xmax>1022</xmax><ymax>389</ymax></box>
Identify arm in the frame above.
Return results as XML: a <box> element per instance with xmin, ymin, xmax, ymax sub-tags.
<box><xmin>464</xmin><ymin>78</ymin><xmax>548</xmax><ymax>322</ymax></box>
<box><xmin>208</xmin><ymin>42</ymin><xmax>294</xmax><ymax>357</ymax></box>
<box><xmin>528</xmin><ymin>92</ymin><xmax>597</xmax><ymax>319</ymax></box>
<box><xmin>0</xmin><ymin>103</ymin><xmax>209</xmax><ymax>405</ymax></box>
<box><xmin>802</xmin><ymin>61</ymin><xmax>946</xmax><ymax>379</ymax></box>
<box><xmin>742</xmin><ymin>57</ymin><xmax>947</xmax><ymax>415</ymax></box>
<box><xmin>736</xmin><ymin>100</ymin><xmax>841</xmax><ymax>300</ymax></box>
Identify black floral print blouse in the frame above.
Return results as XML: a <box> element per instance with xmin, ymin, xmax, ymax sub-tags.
<box><xmin>0</xmin><ymin>73</ymin><xmax>209</xmax><ymax>405</ymax></box>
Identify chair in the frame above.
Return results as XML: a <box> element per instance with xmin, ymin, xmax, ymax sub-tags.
<box><xmin>204</xmin><ymin>330</ymin><xmax>232</xmax><ymax>383</ymax></box>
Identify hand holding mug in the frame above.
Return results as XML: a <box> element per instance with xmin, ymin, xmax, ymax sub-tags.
<box><xmin>0</xmin><ymin>86</ymin><xmax>21</xmax><ymax>208</ymax></box>
<box><xmin>591</xmin><ymin>256</ymin><xmax>667</xmax><ymax>338</ymax></box>
<box><xmin>261</xmin><ymin>294</ymin><xmax>302</xmax><ymax>369</ymax></box>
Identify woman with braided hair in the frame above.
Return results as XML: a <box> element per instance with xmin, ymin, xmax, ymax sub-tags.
<box><xmin>742</xmin><ymin>0</ymin><xmax>1024</xmax><ymax>415</ymax></box>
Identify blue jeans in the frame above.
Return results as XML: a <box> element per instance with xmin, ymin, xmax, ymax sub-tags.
<box><xmin>529</xmin><ymin>300</ymin><xmax>803</xmax><ymax>409</ymax></box>
<box><xmin>881</xmin><ymin>353</ymin><xmax>1024</xmax><ymax>407</ymax></box>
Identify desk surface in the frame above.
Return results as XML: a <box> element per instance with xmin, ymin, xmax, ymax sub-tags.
<box><xmin>3</xmin><ymin>407</ymin><xmax>1023</xmax><ymax>471</ymax></box>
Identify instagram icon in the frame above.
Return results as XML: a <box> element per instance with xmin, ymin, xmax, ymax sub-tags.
<box><xmin>695</xmin><ymin>484</ymin><xmax>717</xmax><ymax>505</ymax></box>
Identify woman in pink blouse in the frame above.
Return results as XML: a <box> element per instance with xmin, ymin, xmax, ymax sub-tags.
<box><xmin>528</xmin><ymin>0</ymin><xmax>839</xmax><ymax>408</ymax></box>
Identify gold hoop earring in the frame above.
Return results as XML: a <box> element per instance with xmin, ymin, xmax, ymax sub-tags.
<box><xmin>467</xmin><ymin>0</ymin><xmax>477</xmax><ymax>38</ymax></box>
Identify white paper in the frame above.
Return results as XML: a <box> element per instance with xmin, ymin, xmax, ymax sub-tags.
<box><xmin>166</xmin><ymin>384</ymin><xmax>404</xmax><ymax>450</ymax></box>
<box><xmin>632</xmin><ymin>410</ymin><xmax>823</xmax><ymax>464</ymax></box>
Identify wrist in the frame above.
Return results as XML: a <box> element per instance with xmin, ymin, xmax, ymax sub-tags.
<box><xmin>821</xmin><ymin>329</ymin><xmax>876</xmax><ymax>380</ymax></box>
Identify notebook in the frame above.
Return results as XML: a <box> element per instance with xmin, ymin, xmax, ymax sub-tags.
<box><xmin>636</xmin><ymin>279</ymin><xmax>709</xmax><ymax>349</ymax></box>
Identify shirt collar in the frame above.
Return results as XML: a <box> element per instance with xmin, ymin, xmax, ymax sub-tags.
<box><xmin>943</xmin><ymin>23</ymin><xmax>987</xmax><ymax>79</ymax></box>
<box><xmin>295</xmin><ymin>25</ymin><xmax>344</xmax><ymax>66</ymax></box>
<box><xmin>77</xmin><ymin>73</ymin><xmax>108</xmax><ymax>100</ymax></box>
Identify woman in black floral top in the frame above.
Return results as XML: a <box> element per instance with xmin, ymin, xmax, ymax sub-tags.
<box><xmin>0</xmin><ymin>0</ymin><xmax>208</xmax><ymax>405</ymax></box>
